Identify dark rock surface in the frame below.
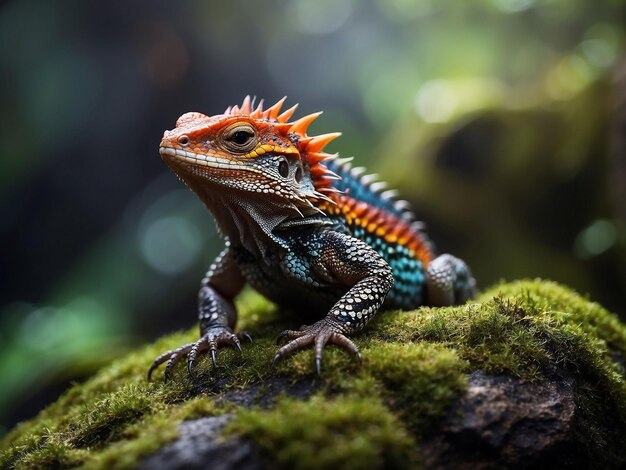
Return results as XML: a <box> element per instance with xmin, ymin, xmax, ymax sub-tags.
<box><xmin>137</xmin><ymin>415</ymin><xmax>259</xmax><ymax>470</ymax></box>
<box><xmin>138</xmin><ymin>371</ymin><xmax>582</xmax><ymax>470</ymax></box>
<box><xmin>139</xmin><ymin>376</ymin><xmax>319</xmax><ymax>470</ymax></box>
<box><xmin>422</xmin><ymin>371</ymin><xmax>580</xmax><ymax>469</ymax></box>
<box><xmin>214</xmin><ymin>376</ymin><xmax>319</xmax><ymax>408</ymax></box>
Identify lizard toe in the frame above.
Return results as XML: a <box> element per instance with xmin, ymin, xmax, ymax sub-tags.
<box><xmin>149</xmin><ymin>326</ymin><xmax>250</xmax><ymax>381</ymax></box>
<box><xmin>147</xmin><ymin>343</ymin><xmax>194</xmax><ymax>381</ymax></box>
<box><xmin>271</xmin><ymin>320</ymin><xmax>361</xmax><ymax>374</ymax></box>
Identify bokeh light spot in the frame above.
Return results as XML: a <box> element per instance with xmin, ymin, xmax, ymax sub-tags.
<box><xmin>581</xmin><ymin>23</ymin><xmax>621</xmax><ymax>69</ymax></box>
<box><xmin>140</xmin><ymin>216</ymin><xmax>202</xmax><ymax>275</ymax></box>
<box><xmin>17</xmin><ymin>296</ymin><xmax>111</xmax><ymax>353</ymax></box>
<box><xmin>19</xmin><ymin>307</ymin><xmax>58</xmax><ymax>351</ymax></box>
<box><xmin>288</xmin><ymin>0</ymin><xmax>354</xmax><ymax>35</ymax></box>
<box><xmin>376</xmin><ymin>0</ymin><xmax>433</xmax><ymax>23</ymax></box>
<box><xmin>415</xmin><ymin>80</ymin><xmax>457</xmax><ymax>123</ymax></box>
<box><xmin>545</xmin><ymin>54</ymin><xmax>595</xmax><ymax>100</ymax></box>
<box><xmin>490</xmin><ymin>0</ymin><xmax>535</xmax><ymax>13</ymax></box>
<box><xmin>574</xmin><ymin>219</ymin><xmax>617</xmax><ymax>259</ymax></box>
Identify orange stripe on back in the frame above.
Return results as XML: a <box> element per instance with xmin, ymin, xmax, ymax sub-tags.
<box><xmin>318</xmin><ymin>195</ymin><xmax>433</xmax><ymax>266</ymax></box>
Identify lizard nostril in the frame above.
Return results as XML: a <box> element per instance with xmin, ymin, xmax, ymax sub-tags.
<box><xmin>178</xmin><ymin>135</ymin><xmax>190</xmax><ymax>146</ymax></box>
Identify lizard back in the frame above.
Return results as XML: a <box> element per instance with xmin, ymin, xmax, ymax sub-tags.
<box><xmin>319</xmin><ymin>158</ymin><xmax>435</xmax><ymax>309</ymax></box>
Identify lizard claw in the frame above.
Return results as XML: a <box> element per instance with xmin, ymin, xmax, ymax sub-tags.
<box><xmin>148</xmin><ymin>343</ymin><xmax>194</xmax><ymax>382</ymax></box>
<box><xmin>272</xmin><ymin>319</ymin><xmax>360</xmax><ymax>374</ymax></box>
<box><xmin>271</xmin><ymin>352</ymin><xmax>281</xmax><ymax>370</ymax></box>
<box><xmin>275</xmin><ymin>329</ymin><xmax>303</xmax><ymax>345</ymax></box>
<box><xmin>148</xmin><ymin>326</ymin><xmax>249</xmax><ymax>381</ymax></box>
<box><xmin>238</xmin><ymin>331</ymin><xmax>253</xmax><ymax>344</ymax></box>
<box><xmin>209</xmin><ymin>342</ymin><xmax>218</xmax><ymax>368</ymax></box>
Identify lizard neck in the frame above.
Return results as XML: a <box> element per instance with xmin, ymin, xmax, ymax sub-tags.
<box><xmin>189</xmin><ymin>180</ymin><xmax>325</xmax><ymax>258</ymax></box>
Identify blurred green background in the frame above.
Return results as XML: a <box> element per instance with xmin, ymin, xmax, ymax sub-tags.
<box><xmin>1</xmin><ymin>0</ymin><xmax>625</xmax><ymax>434</ymax></box>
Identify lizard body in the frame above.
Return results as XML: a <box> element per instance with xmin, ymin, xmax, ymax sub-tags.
<box><xmin>149</xmin><ymin>97</ymin><xmax>475</xmax><ymax>379</ymax></box>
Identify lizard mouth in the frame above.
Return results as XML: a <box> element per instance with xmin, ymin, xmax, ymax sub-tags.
<box><xmin>159</xmin><ymin>146</ymin><xmax>246</xmax><ymax>170</ymax></box>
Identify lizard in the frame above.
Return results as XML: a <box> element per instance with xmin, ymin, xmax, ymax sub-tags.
<box><xmin>148</xmin><ymin>96</ymin><xmax>476</xmax><ymax>380</ymax></box>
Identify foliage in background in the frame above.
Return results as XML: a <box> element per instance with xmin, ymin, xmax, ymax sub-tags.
<box><xmin>0</xmin><ymin>0</ymin><xmax>624</xmax><ymax>432</ymax></box>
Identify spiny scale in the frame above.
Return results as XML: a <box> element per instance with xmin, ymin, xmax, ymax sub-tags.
<box><xmin>224</xmin><ymin>96</ymin><xmax>432</xmax><ymax>265</ymax></box>
<box><xmin>224</xmin><ymin>96</ymin><xmax>340</xmax><ymax>196</ymax></box>
<box><xmin>223</xmin><ymin>96</ymin><xmax>417</xmax><ymax>213</ymax></box>
<box><xmin>327</xmin><ymin>157</ymin><xmax>418</xmax><ymax>224</ymax></box>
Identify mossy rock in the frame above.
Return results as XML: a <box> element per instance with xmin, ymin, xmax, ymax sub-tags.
<box><xmin>2</xmin><ymin>280</ymin><xmax>626</xmax><ymax>469</ymax></box>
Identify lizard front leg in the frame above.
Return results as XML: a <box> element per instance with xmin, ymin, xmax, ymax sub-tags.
<box><xmin>273</xmin><ymin>231</ymin><xmax>394</xmax><ymax>374</ymax></box>
<box><xmin>148</xmin><ymin>245</ymin><xmax>250</xmax><ymax>381</ymax></box>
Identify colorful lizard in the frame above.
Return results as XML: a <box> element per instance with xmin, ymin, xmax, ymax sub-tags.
<box><xmin>149</xmin><ymin>96</ymin><xmax>476</xmax><ymax>380</ymax></box>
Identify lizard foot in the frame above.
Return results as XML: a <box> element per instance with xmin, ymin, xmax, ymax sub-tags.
<box><xmin>273</xmin><ymin>319</ymin><xmax>361</xmax><ymax>375</ymax></box>
<box><xmin>147</xmin><ymin>327</ymin><xmax>252</xmax><ymax>382</ymax></box>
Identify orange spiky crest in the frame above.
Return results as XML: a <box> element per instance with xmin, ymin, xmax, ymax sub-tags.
<box><xmin>223</xmin><ymin>96</ymin><xmax>342</xmax><ymax>198</ymax></box>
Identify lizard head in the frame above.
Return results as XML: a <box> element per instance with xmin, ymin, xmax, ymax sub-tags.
<box><xmin>160</xmin><ymin>96</ymin><xmax>341</xmax><ymax>217</ymax></box>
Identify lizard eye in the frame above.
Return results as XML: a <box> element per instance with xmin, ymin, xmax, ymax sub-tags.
<box><xmin>278</xmin><ymin>157</ymin><xmax>289</xmax><ymax>178</ymax></box>
<box><xmin>222</xmin><ymin>123</ymin><xmax>258</xmax><ymax>153</ymax></box>
<box><xmin>232</xmin><ymin>130</ymin><xmax>252</xmax><ymax>145</ymax></box>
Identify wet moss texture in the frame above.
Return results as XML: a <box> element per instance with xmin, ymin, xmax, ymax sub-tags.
<box><xmin>2</xmin><ymin>280</ymin><xmax>625</xmax><ymax>469</ymax></box>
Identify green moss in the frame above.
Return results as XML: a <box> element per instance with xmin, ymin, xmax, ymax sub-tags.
<box><xmin>86</xmin><ymin>397</ymin><xmax>217</xmax><ymax>470</ymax></box>
<box><xmin>364</xmin><ymin>342</ymin><xmax>466</xmax><ymax>433</ymax></box>
<box><xmin>0</xmin><ymin>330</ymin><xmax>215</xmax><ymax>469</ymax></box>
<box><xmin>484</xmin><ymin>279</ymin><xmax>626</xmax><ymax>358</ymax></box>
<box><xmin>2</xmin><ymin>280</ymin><xmax>626</xmax><ymax>469</ymax></box>
<box><xmin>373</xmin><ymin>300</ymin><xmax>549</xmax><ymax>379</ymax></box>
<box><xmin>228</xmin><ymin>394</ymin><xmax>420</xmax><ymax>470</ymax></box>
